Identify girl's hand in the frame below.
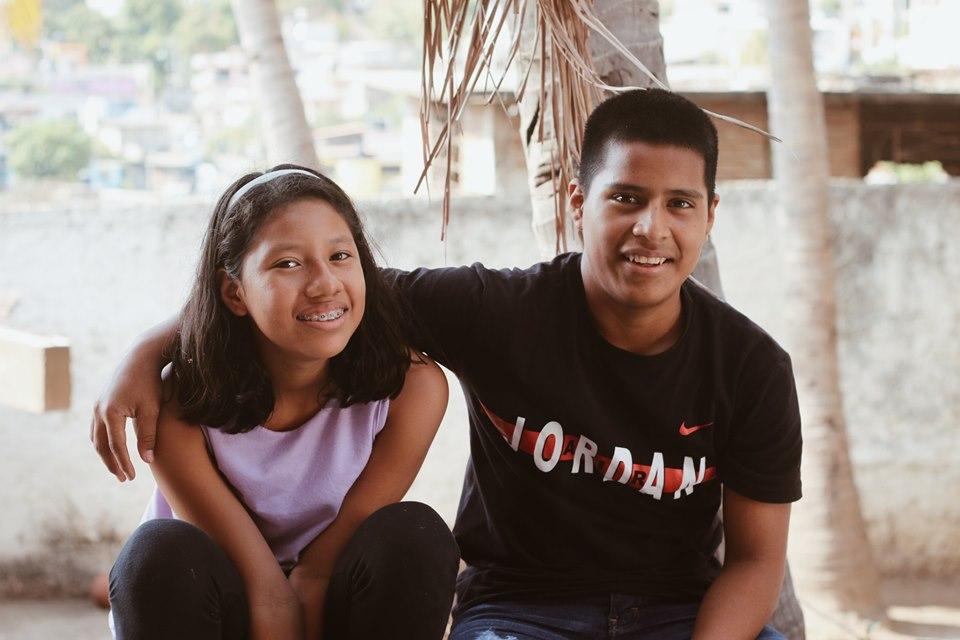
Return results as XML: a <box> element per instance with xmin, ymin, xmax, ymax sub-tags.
<box><xmin>289</xmin><ymin>569</ymin><xmax>330</xmax><ymax>640</ymax></box>
<box><xmin>249</xmin><ymin>585</ymin><xmax>305</xmax><ymax>640</ymax></box>
<box><xmin>91</xmin><ymin>316</ymin><xmax>178</xmax><ymax>481</ymax></box>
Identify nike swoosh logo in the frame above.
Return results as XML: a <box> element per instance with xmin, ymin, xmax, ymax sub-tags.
<box><xmin>679</xmin><ymin>421</ymin><xmax>714</xmax><ymax>436</ymax></box>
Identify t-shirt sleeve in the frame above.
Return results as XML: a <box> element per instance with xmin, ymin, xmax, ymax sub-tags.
<box><xmin>381</xmin><ymin>265</ymin><xmax>485</xmax><ymax>372</ymax></box>
<box><xmin>720</xmin><ymin>341</ymin><xmax>803</xmax><ymax>503</ymax></box>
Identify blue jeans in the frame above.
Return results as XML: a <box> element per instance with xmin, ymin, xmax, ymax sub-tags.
<box><xmin>450</xmin><ymin>596</ymin><xmax>785</xmax><ymax>640</ymax></box>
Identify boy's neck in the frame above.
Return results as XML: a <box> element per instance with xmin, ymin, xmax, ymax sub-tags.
<box><xmin>588</xmin><ymin>291</ymin><xmax>684</xmax><ymax>356</ymax></box>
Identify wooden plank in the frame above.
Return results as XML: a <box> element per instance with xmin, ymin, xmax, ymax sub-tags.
<box><xmin>0</xmin><ymin>327</ymin><xmax>71</xmax><ymax>413</ymax></box>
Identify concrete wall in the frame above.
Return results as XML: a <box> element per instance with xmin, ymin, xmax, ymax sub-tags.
<box><xmin>712</xmin><ymin>180</ymin><xmax>960</xmax><ymax>578</ymax></box>
<box><xmin>0</xmin><ymin>181</ymin><xmax>957</xmax><ymax>594</ymax></box>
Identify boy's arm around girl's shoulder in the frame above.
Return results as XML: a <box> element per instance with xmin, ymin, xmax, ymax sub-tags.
<box><xmin>380</xmin><ymin>266</ymin><xmax>486</xmax><ymax>371</ymax></box>
<box><xmin>149</xmin><ymin>396</ymin><xmax>304</xmax><ymax>640</ymax></box>
<box><xmin>290</xmin><ymin>353</ymin><xmax>449</xmax><ymax>638</ymax></box>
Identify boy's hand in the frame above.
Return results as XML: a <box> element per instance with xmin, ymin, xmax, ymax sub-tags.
<box><xmin>91</xmin><ymin>352</ymin><xmax>163</xmax><ymax>481</ymax></box>
<box><xmin>91</xmin><ymin>316</ymin><xmax>179</xmax><ymax>480</ymax></box>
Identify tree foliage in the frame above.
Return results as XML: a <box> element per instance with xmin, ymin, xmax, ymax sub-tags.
<box><xmin>7</xmin><ymin>118</ymin><xmax>93</xmax><ymax>180</ymax></box>
<box><xmin>173</xmin><ymin>0</ymin><xmax>238</xmax><ymax>55</ymax></box>
<box><xmin>112</xmin><ymin>0</ymin><xmax>182</xmax><ymax>85</ymax></box>
<box><xmin>43</xmin><ymin>1</ymin><xmax>115</xmax><ymax>62</ymax></box>
<box><xmin>40</xmin><ymin>0</ymin><xmax>241</xmax><ymax>84</ymax></box>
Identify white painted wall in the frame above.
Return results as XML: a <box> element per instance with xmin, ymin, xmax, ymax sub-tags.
<box><xmin>0</xmin><ymin>181</ymin><xmax>957</xmax><ymax>594</ymax></box>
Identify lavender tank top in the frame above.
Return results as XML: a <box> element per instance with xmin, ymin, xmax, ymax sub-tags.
<box><xmin>141</xmin><ymin>397</ymin><xmax>390</xmax><ymax>567</ymax></box>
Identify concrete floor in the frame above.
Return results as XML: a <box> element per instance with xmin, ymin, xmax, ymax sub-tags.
<box><xmin>2</xmin><ymin>579</ymin><xmax>958</xmax><ymax>640</ymax></box>
<box><xmin>0</xmin><ymin>598</ymin><xmax>109</xmax><ymax>640</ymax></box>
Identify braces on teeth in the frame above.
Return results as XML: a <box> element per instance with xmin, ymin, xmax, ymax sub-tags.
<box><xmin>299</xmin><ymin>309</ymin><xmax>345</xmax><ymax>321</ymax></box>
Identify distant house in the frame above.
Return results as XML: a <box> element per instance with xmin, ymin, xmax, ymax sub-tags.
<box><xmin>381</xmin><ymin>83</ymin><xmax>528</xmax><ymax>199</ymax></box>
<box><xmin>0</xmin><ymin>95</ymin><xmax>42</xmax><ymax>131</ymax></box>
<box><xmin>421</xmin><ymin>93</ymin><xmax>528</xmax><ymax>198</ymax></box>
<box><xmin>92</xmin><ymin>109</ymin><xmax>201</xmax><ymax>191</ymax></box>
<box><xmin>144</xmin><ymin>152</ymin><xmax>198</xmax><ymax>195</ymax></box>
<box><xmin>686</xmin><ymin>89</ymin><xmax>960</xmax><ymax>179</ymax></box>
<box><xmin>190</xmin><ymin>49</ymin><xmax>255</xmax><ymax>132</ymax></box>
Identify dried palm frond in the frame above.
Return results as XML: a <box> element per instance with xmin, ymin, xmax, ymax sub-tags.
<box><xmin>420</xmin><ymin>0</ymin><xmax>777</xmax><ymax>242</ymax></box>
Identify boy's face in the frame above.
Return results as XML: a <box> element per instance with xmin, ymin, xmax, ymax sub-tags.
<box><xmin>570</xmin><ymin>140</ymin><xmax>717</xmax><ymax>319</ymax></box>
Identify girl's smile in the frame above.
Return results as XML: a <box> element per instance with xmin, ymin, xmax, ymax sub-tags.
<box><xmin>296</xmin><ymin>305</ymin><xmax>350</xmax><ymax>330</ymax></box>
<box><xmin>296</xmin><ymin>307</ymin><xmax>347</xmax><ymax>322</ymax></box>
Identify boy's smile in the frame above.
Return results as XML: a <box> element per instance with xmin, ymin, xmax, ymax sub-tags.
<box><xmin>570</xmin><ymin>140</ymin><xmax>718</xmax><ymax>354</ymax></box>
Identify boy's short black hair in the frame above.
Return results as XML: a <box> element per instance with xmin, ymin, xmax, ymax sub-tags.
<box><xmin>579</xmin><ymin>89</ymin><xmax>719</xmax><ymax>199</ymax></box>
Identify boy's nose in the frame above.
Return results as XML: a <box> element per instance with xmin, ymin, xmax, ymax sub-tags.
<box><xmin>632</xmin><ymin>206</ymin><xmax>668</xmax><ymax>239</ymax></box>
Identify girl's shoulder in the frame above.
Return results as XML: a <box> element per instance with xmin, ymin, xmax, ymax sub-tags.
<box><xmin>157</xmin><ymin>378</ymin><xmax>184</xmax><ymax>426</ymax></box>
<box><xmin>387</xmin><ymin>351</ymin><xmax>448</xmax><ymax>417</ymax></box>
<box><xmin>403</xmin><ymin>350</ymin><xmax>447</xmax><ymax>390</ymax></box>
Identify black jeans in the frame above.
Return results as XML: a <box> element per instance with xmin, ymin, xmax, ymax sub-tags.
<box><xmin>109</xmin><ymin>501</ymin><xmax>460</xmax><ymax>639</ymax></box>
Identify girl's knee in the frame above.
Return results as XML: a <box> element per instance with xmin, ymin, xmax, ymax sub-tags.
<box><xmin>361</xmin><ymin>502</ymin><xmax>460</xmax><ymax>574</ymax></box>
<box><xmin>110</xmin><ymin>519</ymin><xmax>216</xmax><ymax>596</ymax></box>
<box><xmin>385</xmin><ymin>502</ymin><xmax>456</xmax><ymax>552</ymax></box>
<box><xmin>110</xmin><ymin>520</ymin><xmax>248</xmax><ymax>635</ymax></box>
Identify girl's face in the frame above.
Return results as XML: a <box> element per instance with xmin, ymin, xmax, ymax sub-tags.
<box><xmin>220</xmin><ymin>197</ymin><xmax>366</xmax><ymax>369</ymax></box>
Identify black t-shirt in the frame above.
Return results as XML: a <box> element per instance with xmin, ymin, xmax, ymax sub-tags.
<box><xmin>385</xmin><ymin>253</ymin><xmax>802</xmax><ymax>611</ymax></box>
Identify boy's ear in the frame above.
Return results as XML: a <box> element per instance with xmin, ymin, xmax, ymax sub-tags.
<box><xmin>218</xmin><ymin>269</ymin><xmax>248</xmax><ymax>317</ymax></box>
<box><xmin>706</xmin><ymin>192</ymin><xmax>719</xmax><ymax>236</ymax></box>
<box><xmin>568</xmin><ymin>180</ymin><xmax>585</xmax><ymax>239</ymax></box>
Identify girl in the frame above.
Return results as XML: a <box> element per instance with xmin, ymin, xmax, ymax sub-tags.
<box><xmin>108</xmin><ymin>166</ymin><xmax>458</xmax><ymax>640</ymax></box>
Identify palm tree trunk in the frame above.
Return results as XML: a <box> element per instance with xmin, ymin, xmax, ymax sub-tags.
<box><xmin>230</xmin><ymin>0</ymin><xmax>320</xmax><ymax>169</ymax></box>
<box><xmin>764</xmin><ymin>0</ymin><xmax>886</xmax><ymax>626</ymax></box>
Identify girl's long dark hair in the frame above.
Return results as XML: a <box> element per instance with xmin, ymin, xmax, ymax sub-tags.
<box><xmin>171</xmin><ymin>164</ymin><xmax>411</xmax><ymax>433</ymax></box>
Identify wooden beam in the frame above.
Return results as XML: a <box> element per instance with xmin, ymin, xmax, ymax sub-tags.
<box><xmin>0</xmin><ymin>327</ymin><xmax>71</xmax><ymax>413</ymax></box>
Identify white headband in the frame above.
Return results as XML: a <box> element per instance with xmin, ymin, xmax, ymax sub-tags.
<box><xmin>227</xmin><ymin>169</ymin><xmax>318</xmax><ymax>209</ymax></box>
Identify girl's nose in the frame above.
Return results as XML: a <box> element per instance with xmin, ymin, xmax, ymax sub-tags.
<box><xmin>305</xmin><ymin>263</ymin><xmax>342</xmax><ymax>297</ymax></box>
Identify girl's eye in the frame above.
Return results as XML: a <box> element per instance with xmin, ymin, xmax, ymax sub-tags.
<box><xmin>331</xmin><ymin>251</ymin><xmax>352</xmax><ymax>262</ymax></box>
<box><xmin>275</xmin><ymin>259</ymin><xmax>300</xmax><ymax>269</ymax></box>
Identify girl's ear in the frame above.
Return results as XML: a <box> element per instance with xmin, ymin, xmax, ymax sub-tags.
<box><xmin>218</xmin><ymin>269</ymin><xmax>248</xmax><ymax>316</ymax></box>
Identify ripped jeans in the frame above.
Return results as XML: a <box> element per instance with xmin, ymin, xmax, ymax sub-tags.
<box><xmin>449</xmin><ymin>595</ymin><xmax>785</xmax><ymax>640</ymax></box>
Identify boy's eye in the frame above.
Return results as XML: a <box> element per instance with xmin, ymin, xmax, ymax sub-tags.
<box><xmin>669</xmin><ymin>199</ymin><xmax>695</xmax><ymax>209</ymax></box>
<box><xmin>611</xmin><ymin>193</ymin><xmax>639</xmax><ymax>205</ymax></box>
<box><xmin>331</xmin><ymin>251</ymin><xmax>352</xmax><ymax>262</ymax></box>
